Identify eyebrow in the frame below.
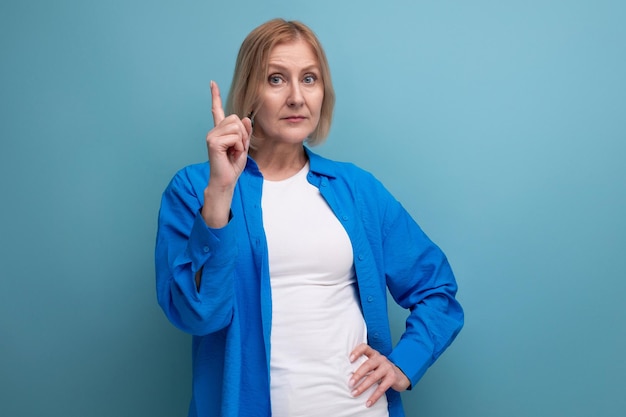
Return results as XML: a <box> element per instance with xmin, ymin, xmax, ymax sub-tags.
<box><xmin>267</xmin><ymin>63</ymin><xmax>321</xmax><ymax>73</ymax></box>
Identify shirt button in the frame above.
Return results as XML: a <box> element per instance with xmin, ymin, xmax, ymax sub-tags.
<box><xmin>342</xmin><ymin>215</ymin><xmax>348</xmax><ymax>221</ymax></box>
<box><xmin>367</xmin><ymin>296</ymin><xmax>374</xmax><ymax>303</ymax></box>
<box><xmin>358</xmin><ymin>254</ymin><xmax>364</xmax><ymax>261</ymax></box>
<box><xmin>203</xmin><ymin>246</ymin><xmax>210</xmax><ymax>253</ymax></box>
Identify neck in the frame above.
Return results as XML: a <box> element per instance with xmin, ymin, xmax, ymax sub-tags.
<box><xmin>249</xmin><ymin>144</ymin><xmax>308</xmax><ymax>181</ymax></box>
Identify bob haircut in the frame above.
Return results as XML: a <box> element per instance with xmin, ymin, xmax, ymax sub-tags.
<box><xmin>225</xmin><ymin>18</ymin><xmax>335</xmax><ymax>146</ymax></box>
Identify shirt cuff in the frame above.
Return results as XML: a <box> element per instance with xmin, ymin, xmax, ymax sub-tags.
<box><xmin>185</xmin><ymin>210</ymin><xmax>237</xmax><ymax>273</ymax></box>
<box><xmin>388</xmin><ymin>338</ymin><xmax>434</xmax><ymax>389</ymax></box>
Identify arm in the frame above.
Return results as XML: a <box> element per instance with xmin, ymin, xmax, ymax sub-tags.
<box><xmin>384</xmin><ymin>203</ymin><xmax>464</xmax><ymax>387</ymax></box>
<box><xmin>348</xmin><ymin>173</ymin><xmax>463</xmax><ymax>406</ymax></box>
<box><xmin>155</xmin><ymin>81</ymin><xmax>252</xmax><ymax>336</ymax></box>
<box><xmin>155</xmin><ymin>170</ymin><xmax>238</xmax><ymax>336</ymax></box>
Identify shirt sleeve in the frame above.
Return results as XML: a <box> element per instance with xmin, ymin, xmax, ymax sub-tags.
<box><xmin>155</xmin><ymin>168</ymin><xmax>237</xmax><ymax>336</ymax></box>
<box><xmin>382</xmin><ymin>199</ymin><xmax>464</xmax><ymax>388</ymax></box>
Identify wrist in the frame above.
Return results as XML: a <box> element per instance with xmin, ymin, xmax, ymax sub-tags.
<box><xmin>201</xmin><ymin>186</ymin><xmax>234</xmax><ymax>228</ymax></box>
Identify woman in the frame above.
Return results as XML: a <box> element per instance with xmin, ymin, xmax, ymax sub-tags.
<box><xmin>156</xmin><ymin>18</ymin><xmax>463</xmax><ymax>417</ymax></box>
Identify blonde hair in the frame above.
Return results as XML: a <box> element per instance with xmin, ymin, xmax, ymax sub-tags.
<box><xmin>225</xmin><ymin>18</ymin><xmax>335</xmax><ymax>145</ymax></box>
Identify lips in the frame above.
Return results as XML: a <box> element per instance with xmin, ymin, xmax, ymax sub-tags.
<box><xmin>282</xmin><ymin>115</ymin><xmax>306</xmax><ymax>121</ymax></box>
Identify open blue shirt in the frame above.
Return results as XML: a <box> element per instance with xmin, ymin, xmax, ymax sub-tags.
<box><xmin>155</xmin><ymin>148</ymin><xmax>463</xmax><ymax>417</ymax></box>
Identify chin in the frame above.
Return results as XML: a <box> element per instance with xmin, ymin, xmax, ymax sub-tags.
<box><xmin>279</xmin><ymin>129</ymin><xmax>315</xmax><ymax>144</ymax></box>
<box><xmin>256</xmin><ymin>125</ymin><xmax>316</xmax><ymax>145</ymax></box>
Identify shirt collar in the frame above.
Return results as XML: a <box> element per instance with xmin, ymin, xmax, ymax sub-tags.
<box><xmin>305</xmin><ymin>147</ymin><xmax>337</xmax><ymax>179</ymax></box>
<box><xmin>244</xmin><ymin>146</ymin><xmax>337</xmax><ymax>179</ymax></box>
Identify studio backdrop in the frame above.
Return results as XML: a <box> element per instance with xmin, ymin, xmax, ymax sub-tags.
<box><xmin>1</xmin><ymin>1</ymin><xmax>624</xmax><ymax>416</ymax></box>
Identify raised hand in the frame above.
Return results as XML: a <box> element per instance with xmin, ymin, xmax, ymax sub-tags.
<box><xmin>348</xmin><ymin>343</ymin><xmax>411</xmax><ymax>408</ymax></box>
<box><xmin>200</xmin><ymin>81</ymin><xmax>253</xmax><ymax>229</ymax></box>
<box><xmin>206</xmin><ymin>80</ymin><xmax>253</xmax><ymax>189</ymax></box>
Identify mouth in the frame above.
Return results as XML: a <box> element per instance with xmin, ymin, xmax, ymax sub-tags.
<box><xmin>282</xmin><ymin>115</ymin><xmax>307</xmax><ymax>122</ymax></box>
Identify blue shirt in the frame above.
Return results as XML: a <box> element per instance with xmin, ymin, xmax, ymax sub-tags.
<box><xmin>155</xmin><ymin>148</ymin><xmax>464</xmax><ymax>417</ymax></box>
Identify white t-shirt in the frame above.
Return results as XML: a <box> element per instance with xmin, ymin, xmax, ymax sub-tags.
<box><xmin>262</xmin><ymin>163</ymin><xmax>389</xmax><ymax>417</ymax></box>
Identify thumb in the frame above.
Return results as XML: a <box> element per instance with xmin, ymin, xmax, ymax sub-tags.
<box><xmin>242</xmin><ymin>117</ymin><xmax>253</xmax><ymax>137</ymax></box>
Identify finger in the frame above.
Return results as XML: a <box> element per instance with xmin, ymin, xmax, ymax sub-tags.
<box><xmin>365</xmin><ymin>381</ymin><xmax>390</xmax><ymax>408</ymax></box>
<box><xmin>242</xmin><ymin>117</ymin><xmax>252</xmax><ymax>151</ymax></box>
<box><xmin>349</xmin><ymin>343</ymin><xmax>371</xmax><ymax>362</ymax></box>
<box><xmin>208</xmin><ymin>115</ymin><xmax>248</xmax><ymax>143</ymax></box>
<box><xmin>232</xmin><ymin>116</ymin><xmax>252</xmax><ymax>153</ymax></box>
<box><xmin>349</xmin><ymin>360</ymin><xmax>375</xmax><ymax>389</ymax></box>
<box><xmin>354</xmin><ymin>362</ymin><xmax>395</xmax><ymax>406</ymax></box>
<box><xmin>348</xmin><ymin>344</ymin><xmax>377</xmax><ymax>386</ymax></box>
<box><xmin>350</xmin><ymin>357</ymin><xmax>390</xmax><ymax>393</ymax></box>
<box><xmin>210</xmin><ymin>80</ymin><xmax>226</xmax><ymax>127</ymax></box>
<box><xmin>218</xmin><ymin>117</ymin><xmax>249</xmax><ymax>156</ymax></box>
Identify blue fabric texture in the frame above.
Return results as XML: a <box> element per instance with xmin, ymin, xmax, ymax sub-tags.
<box><xmin>155</xmin><ymin>148</ymin><xmax>464</xmax><ymax>417</ymax></box>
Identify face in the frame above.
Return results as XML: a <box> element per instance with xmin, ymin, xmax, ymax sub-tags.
<box><xmin>252</xmin><ymin>39</ymin><xmax>324</xmax><ymax>146</ymax></box>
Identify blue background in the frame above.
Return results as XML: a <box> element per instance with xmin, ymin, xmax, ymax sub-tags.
<box><xmin>1</xmin><ymin>1</ymin><xmax>625</xmax><ymax>416</ymax></box>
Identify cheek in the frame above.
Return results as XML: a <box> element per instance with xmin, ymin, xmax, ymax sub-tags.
<box><xmin>254</xmin><ymin>106</ymin><xmax>273</xmax><ymax>126</ymax></box>
<box><xmin>312</xmin><ymin>93</ymin><xmax>324</xmax><ymax>115</ymax></box>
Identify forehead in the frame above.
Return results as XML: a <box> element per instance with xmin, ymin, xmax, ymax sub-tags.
<box><xmin>268</xmin><ymin>39</ymin><xmax>319</xmax><ymax>68</ymax></box>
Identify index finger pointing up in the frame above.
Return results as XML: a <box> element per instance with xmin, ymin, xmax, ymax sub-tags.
<box><xmin>210</xmin><ymin>80</ymin><xmax>225</xmax><ymax>127</ymax></box>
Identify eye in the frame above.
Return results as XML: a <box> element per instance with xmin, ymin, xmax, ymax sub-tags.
<box><xmin>303</xmin><ymin>74</ymin><xmax>317</xmax><ymax>84</ymax></box>
<box><xmin>268</xmin><ymin>74</ymin><xmax>284</xmax><ymax>85</ymax></box>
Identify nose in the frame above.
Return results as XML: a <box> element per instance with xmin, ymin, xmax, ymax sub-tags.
<box><xmin>287</xmin><ymin>82</ymin><xmax>304</xmax><ymax>107</ymax></box>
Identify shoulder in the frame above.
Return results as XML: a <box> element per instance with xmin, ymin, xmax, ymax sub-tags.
<box><xmin>309</xmin><ymin>150</ymin><xmax>391</xmax><ymax>197</ymax></box>
<box><xmin>307</xmin><ymin>149</ymin><xmax>401</xmax><ymax>223</ymax></box>
<box><xmin>307</xmin><ymin>148</ymin><xmax>380</xmax><ymax>184</ymax></box>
